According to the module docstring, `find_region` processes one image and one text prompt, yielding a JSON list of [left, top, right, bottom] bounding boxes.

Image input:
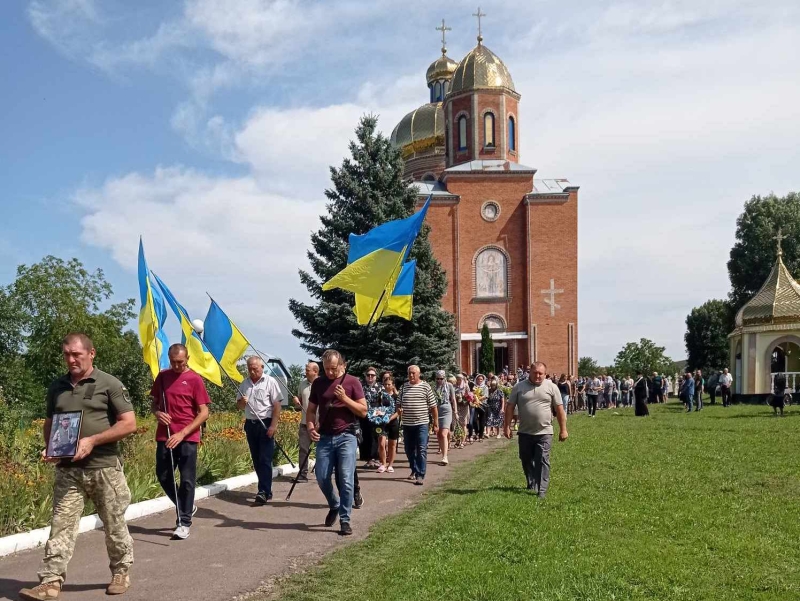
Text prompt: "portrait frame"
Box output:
[[47, 411, 83, 458]]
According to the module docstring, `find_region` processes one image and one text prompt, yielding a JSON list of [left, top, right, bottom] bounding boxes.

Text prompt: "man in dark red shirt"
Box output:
[[306, 349, 366, 536], [150, 344, 211, 540]]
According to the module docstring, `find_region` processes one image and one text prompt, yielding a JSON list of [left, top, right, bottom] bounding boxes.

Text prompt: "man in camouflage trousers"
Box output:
[[19, 333, 137, 601]]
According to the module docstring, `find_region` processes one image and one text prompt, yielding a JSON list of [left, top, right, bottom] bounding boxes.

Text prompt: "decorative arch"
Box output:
[[478, 313, 507, 332], [764, 334, 800, 391], [421, 172, 437, 182], [472, 245, 510, 299]]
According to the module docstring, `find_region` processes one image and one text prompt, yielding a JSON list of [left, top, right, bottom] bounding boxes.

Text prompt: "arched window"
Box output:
[[484, 113, 495, 148], [458, 115, 467, 151], [482, 315, 506, 331], [508, 116, 516, 151], [475, 247, 508, 298], [434, 81, 442, 102]]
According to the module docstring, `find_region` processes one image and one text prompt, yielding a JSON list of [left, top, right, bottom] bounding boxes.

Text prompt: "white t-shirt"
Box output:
[[238, 374, 284, 420], [298, 378, 313, 425], [719, 373, 733, 387]]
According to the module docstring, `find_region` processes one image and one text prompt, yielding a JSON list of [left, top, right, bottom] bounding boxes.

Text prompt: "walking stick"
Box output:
[[157, 381, 183, 529]]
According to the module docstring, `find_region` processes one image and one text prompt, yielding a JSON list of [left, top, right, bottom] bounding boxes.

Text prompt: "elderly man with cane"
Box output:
[[237, 356, 284, 505], [305, 350, 366, 536]]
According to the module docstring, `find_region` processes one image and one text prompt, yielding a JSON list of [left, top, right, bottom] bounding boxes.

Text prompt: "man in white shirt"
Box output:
[[719, 368, 733, 407], [292, 361, 319, 482], [237, 356, 283, 504]]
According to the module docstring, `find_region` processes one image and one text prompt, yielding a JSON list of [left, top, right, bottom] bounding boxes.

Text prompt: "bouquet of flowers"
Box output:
[[469, 389, 484, 409]]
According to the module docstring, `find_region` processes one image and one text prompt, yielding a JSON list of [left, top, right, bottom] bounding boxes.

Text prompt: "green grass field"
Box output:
[[268, 402, 800, 601]]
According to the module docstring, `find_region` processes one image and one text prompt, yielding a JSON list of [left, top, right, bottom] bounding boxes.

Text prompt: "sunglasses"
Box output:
[[366, 373, 376, 377]]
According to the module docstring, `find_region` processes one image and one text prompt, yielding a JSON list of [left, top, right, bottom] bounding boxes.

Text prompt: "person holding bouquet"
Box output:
[[372, 373, 400, 473]]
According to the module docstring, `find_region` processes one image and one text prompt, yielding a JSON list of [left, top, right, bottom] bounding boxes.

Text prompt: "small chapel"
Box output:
[[390, 14, 579, 375]]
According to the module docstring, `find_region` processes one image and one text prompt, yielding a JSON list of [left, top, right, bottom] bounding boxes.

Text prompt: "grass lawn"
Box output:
[[267, 402, 800, 601]]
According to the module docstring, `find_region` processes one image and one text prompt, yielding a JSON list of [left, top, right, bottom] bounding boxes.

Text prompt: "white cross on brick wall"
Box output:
[[541, 279, 564, 317]]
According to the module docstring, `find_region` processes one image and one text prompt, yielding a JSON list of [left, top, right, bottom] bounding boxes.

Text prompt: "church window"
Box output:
[[484, 113, 495, 148], [458, 116, 467, 151], [475, 247, 508, 298], [434, 81, 442, 102], [508, 116, 516, 151]]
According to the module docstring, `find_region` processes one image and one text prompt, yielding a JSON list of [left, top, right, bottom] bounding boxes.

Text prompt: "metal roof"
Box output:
[[444, 160, 536, 173], [735, 255, 800, 327]]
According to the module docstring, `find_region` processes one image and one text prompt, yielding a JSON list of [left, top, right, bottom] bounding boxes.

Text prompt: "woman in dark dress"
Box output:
[[633, 371, 650, 417]]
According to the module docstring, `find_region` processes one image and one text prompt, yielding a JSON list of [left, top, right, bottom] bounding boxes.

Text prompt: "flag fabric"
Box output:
[[150, 272, 223, 387], [202, 299, 250, 383], [137, 239, 170, 379], [353, 259, 416, 325], [323, 197, 430, 324]]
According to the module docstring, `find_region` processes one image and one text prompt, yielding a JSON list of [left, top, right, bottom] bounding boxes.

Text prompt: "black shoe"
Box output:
[[325, 508, 339, 527], [254, 492, 268, 505], [339, 522, 353, 536], [296, 475, 309, 483], [353, 490, 364, 509], [414, 476, 424, 486]]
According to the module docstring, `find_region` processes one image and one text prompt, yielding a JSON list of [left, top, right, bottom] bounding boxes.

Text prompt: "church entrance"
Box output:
[[474, 342, 508, 375]]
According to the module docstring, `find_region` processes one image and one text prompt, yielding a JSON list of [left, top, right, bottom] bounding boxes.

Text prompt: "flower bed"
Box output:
[[0, 410, 303, 537]]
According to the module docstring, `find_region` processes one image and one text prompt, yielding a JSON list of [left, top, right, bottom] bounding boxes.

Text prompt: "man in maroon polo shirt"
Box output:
[[150, 344, 211, 540]]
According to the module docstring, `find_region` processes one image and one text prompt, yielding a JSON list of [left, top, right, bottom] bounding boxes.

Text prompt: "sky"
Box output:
[[1, 0, 799, 368]]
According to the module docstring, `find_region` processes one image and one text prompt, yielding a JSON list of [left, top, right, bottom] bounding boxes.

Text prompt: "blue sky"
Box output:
[[2, 0, 799, 368]]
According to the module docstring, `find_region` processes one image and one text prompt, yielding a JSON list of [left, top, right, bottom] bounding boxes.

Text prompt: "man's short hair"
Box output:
[[62, 332, 94, 351], [407, 364, 420, 373], [531, 361, 547, 371], [246, 356, 264, 367], [321, 349, 344, 366], [168, 343, 188, 357], [306, 361, 319, 372]]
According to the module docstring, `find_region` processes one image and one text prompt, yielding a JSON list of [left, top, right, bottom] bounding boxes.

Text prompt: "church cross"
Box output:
[[541, 279, 564, 317], [773, 227, 786, 257], [472, 7, 486, 42], [436, 19, 451, 54]]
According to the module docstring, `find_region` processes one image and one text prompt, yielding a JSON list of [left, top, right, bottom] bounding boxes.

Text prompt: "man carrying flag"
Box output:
[[150, 344, 211, 540]]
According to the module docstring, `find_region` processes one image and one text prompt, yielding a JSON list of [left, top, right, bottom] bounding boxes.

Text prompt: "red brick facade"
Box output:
[[396, 43, 578, 375]]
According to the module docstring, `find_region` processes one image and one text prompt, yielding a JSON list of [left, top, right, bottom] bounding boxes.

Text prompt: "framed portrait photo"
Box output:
[[47, 411, 83, 458]]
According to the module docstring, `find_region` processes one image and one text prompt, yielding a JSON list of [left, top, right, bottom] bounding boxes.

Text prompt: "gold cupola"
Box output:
[[734, 238, 800, 327], [450, 41, 515, 95]]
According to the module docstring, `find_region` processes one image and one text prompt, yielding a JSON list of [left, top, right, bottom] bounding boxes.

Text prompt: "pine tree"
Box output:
[[480, 323, 494, 374], [288, 115, 457, 379]]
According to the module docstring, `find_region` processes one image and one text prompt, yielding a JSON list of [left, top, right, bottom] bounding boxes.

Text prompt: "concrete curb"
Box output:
[[0, 460, 312, 558]]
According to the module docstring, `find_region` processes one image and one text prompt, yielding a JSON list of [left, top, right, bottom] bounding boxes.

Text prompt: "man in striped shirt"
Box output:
[[398, 365, 439, 485]]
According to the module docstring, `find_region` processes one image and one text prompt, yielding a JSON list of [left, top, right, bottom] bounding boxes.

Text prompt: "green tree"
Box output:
[[288, 115, 457, 378], [578, 356, 600, 377], [685, 299, 734, 372], [613, 338, 673, 377], [480, 323, 494, 374], [0, 256, 151, 416], [728, 192, 800, 308]]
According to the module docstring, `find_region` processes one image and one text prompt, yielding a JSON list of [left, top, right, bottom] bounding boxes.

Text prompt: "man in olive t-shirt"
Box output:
[[504, 361, 568, 498], [20, 333, 137, 601]]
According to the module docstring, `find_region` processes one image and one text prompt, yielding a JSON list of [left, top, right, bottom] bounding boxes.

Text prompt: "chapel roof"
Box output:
[[735, 248, 800, 327]]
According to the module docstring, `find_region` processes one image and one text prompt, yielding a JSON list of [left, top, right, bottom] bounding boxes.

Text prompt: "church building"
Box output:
[[390, 16, 579, 375]]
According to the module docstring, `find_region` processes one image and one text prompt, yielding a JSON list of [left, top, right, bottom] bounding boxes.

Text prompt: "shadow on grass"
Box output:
[[441, 485, 531, 496]]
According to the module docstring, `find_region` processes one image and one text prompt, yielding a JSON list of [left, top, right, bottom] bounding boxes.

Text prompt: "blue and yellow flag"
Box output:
[[202, 299, 249, 383], [354, 259, 416, 325], [323, 197, 430, 325], [150, 272, 223, 387], [137, 239, 170, 379]]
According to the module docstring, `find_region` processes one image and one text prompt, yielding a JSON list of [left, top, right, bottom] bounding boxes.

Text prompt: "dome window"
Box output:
[[484, 113, 495, 148], [434, 81, 442, 102], [508, 116, 516, 151], [458, 115, 467, 151]]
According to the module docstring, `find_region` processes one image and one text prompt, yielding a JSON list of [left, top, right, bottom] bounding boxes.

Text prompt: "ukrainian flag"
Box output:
[[137, 239, 170, 379], [323, 197, 430, 324], [202, 298, 249, 383], [354, 259, 416, 325], [150, 272, 223, 387]]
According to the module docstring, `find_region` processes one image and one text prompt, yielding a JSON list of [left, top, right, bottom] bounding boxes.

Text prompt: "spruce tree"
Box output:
[[288, 115, 457, 379], [480, 323, 494, 374]]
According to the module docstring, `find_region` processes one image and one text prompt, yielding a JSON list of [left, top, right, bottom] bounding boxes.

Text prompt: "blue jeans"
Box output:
[[685, 395, 693, 412], [244, 418, 275, 496], [561, 394, 570, 413], [403, 424, 429, 479], [315, 432, 357, 524]]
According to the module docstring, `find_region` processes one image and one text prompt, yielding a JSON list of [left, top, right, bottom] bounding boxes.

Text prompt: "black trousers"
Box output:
[[473, 407, 487, 439], [156, 441, 197, 526], [721, 385, 731, 407], [358, 417, 378, 462], [587, 395, 598, 416]]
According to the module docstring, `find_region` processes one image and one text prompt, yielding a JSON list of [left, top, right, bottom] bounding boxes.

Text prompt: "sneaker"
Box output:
[[353, 489, 364, 509], [172, 525, 190, 540], [254, 491, 268, 505], [405, 472, 416, 482], [324, 507, 339, 527], [496, 434, 503, 439], [387, 466, 394, 473], [376, 465, 387, 473], [18, 581, 62, 600], [106, 573, 130, 595], [414, 476, 424, 486], [339, 522, 353, 536], [440, 457, 449, 466]]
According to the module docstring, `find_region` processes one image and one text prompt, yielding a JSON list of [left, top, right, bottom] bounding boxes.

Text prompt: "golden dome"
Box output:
[[735, 254, 800, 327], [426, 53, 458, 86], [450, 43, 515, 94], [390, 102, 445, 158]]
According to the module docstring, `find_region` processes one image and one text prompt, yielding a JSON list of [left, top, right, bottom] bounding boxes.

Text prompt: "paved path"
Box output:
[[0, 438, 505, 601]]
